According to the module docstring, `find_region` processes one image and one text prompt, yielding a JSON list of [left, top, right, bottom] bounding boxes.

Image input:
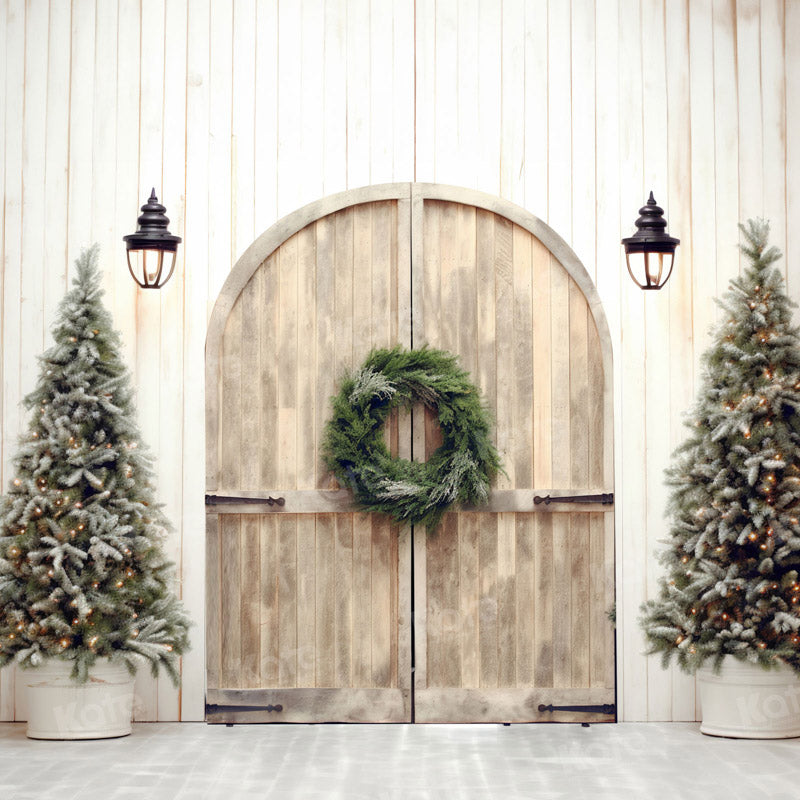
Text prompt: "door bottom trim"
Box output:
[[206, 687, 411, 724], [413, 687, 616, 723]]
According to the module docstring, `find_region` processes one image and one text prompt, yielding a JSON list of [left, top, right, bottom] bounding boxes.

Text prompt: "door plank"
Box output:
[[352, 513, 373, 686], [333, 207, 354, 377], [571, 513, 591, 688], [277, 514, 298, 687], [590, 512, 608, 687], [221, 302, 243, 491], [240, 270, 260, 493], [240, 514, 261, 687], [496, 512, 517, 687], [296, 225, 317, 490], [425, 519, 444, 687], [552, 513, 572, 689], [220, 515, 242, 687], [513, 224, 534, 488], [457, 204, 478, 377], [277, 234, 298, 489], [534, 513, 554, 687], [439, 201, 458, 353], [334, 514, 354, 687], [315, 514, 336, 686], [315, 218, 336, 488], [587, 311, 605, 489], [260, 515, 280, 685], [439, 514, 462, 688], [206, 515, 221, 692], [478, 514, 499, 688], [371, 516, 393, 688], [550, 255, 571, 488], [372, 201, 396, 349], [422, 200, 441, 348], [413, 526, 428, 691], [459, 514, 480, 688], [532, 237, 552, 489], [296, 516, 316, 687], [476, 210, 497, 409], [494, 216, 515, 489], [260, 254, 279, 489], [515, 514, 535, 687], [352, 203, 372, 364]]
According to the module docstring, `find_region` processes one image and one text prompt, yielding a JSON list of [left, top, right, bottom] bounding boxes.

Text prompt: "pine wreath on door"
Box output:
[[204, 183, 615, 723]]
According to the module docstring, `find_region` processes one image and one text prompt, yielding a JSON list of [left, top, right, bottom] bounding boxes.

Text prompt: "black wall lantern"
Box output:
[[621, 192, 680, 290], [123, 189, 182, 289]]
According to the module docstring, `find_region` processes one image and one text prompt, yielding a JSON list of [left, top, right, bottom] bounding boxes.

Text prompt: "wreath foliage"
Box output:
[[322, 346, 502, 531]]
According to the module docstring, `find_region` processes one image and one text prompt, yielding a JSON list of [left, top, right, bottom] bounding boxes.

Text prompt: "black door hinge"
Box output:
[[534, 493, 614, 506], [538, 703, 616, 715], [205, 494, 285, 507], [206, 703, 283, 714]]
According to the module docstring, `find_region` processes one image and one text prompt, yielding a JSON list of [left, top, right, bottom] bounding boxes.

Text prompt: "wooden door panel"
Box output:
[[206, 194, 412, 722], [413, 195, 615, 722], [206, 513, 410, 723], [413, 511, 614, 723]]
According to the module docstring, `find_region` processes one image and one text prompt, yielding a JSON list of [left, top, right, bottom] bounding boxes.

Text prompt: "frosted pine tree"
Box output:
[[0, 246, 189, 682], [641, 220, 800, 673]]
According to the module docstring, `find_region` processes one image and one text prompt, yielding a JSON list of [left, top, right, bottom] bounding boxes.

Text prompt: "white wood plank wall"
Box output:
[[0, 0, 797, 722]]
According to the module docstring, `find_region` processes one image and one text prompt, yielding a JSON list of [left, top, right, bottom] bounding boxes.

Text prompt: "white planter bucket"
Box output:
[[698, 656, 800, 739], [24, 658, 135, 740]]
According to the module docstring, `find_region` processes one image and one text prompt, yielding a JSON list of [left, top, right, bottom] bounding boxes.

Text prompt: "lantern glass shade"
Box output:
[[126, 247, 178, 289], [123, 189, 182, 289], [621, 192, 679, 290], [625, 249, 675, 291]]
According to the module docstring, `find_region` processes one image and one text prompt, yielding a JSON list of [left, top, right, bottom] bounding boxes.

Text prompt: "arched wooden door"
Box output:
[[205, 184, 615, 724]]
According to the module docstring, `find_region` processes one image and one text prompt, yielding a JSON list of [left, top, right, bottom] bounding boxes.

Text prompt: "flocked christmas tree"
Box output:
[[641, 220, 800, 673], [0, 246, 189, 682]]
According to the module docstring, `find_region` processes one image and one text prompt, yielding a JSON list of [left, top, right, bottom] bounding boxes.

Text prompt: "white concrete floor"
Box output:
[[1, 721, 799, 800]]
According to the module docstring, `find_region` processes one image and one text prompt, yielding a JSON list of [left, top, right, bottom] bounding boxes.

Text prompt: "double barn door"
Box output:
[[205, 184, 615, 723]]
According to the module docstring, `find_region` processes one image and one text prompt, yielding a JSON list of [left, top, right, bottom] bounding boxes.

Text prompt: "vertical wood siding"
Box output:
[[1, 0, 797, 721]]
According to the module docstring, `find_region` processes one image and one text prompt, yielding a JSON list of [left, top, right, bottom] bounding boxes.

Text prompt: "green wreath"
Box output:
[[322, 345, 502, 531]]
